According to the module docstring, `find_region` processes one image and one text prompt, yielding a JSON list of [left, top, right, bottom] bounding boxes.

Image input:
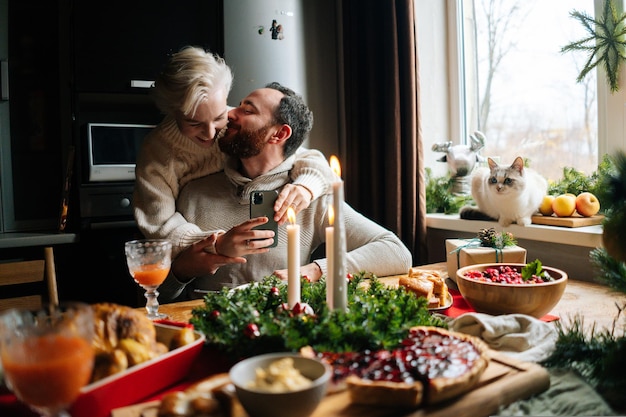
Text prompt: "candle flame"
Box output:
[[287, 206, 296, 224], [329, 155, 341, 178], [328, 205, 335, 226]]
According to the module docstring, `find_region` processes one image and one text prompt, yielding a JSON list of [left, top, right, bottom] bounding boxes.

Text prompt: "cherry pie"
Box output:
[[305, 326, 490, 408]]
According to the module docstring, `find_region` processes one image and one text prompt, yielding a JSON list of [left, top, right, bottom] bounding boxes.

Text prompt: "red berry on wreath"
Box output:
[[244, 323, 260, 338]]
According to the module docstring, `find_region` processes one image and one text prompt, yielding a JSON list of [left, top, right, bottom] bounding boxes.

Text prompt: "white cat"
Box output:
[[460, 156, 547, 227]]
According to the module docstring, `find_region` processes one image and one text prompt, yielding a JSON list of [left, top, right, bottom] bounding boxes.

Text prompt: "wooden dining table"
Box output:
[[113, 260, 626, 416]]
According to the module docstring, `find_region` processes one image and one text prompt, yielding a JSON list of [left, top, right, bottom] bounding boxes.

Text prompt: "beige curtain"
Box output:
[[338, 0, 426, 263]]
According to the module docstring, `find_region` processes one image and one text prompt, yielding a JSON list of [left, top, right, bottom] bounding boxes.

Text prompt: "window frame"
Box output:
[[446, 0, 626, 163]]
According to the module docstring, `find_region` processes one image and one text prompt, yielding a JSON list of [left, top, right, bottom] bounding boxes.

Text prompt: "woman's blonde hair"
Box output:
[[152, 46, 233, 117]]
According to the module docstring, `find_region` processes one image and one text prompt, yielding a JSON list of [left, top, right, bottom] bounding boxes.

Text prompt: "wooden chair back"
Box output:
[[0, 246, 59, 311]]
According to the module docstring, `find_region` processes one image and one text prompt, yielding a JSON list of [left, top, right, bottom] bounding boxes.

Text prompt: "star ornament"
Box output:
[[561, 0, 626, 92]]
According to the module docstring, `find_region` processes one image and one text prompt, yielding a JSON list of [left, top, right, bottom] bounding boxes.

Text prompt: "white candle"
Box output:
[[330, 156, 347, 311], [325, 206, 335, 307], [287, 207, 301, 308]]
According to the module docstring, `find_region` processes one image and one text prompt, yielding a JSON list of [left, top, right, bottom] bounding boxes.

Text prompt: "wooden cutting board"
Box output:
[[531, 214, 604, 227], [112, 351, 550, 417]]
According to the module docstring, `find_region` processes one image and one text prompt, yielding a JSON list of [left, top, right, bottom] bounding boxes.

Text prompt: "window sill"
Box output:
[[426, 213, 603, 248], [425, 213, 604, 282]]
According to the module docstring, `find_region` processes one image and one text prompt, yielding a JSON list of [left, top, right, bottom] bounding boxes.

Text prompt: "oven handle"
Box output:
[[1, 60, 8, 101]]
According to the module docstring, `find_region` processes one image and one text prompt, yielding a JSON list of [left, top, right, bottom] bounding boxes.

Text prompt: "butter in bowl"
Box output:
[[229, 352, 331, 417]]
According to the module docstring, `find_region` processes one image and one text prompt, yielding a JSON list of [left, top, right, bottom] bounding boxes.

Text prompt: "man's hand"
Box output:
[[274, 184, 313, 225], [272, 262, 323, 282], [215, 217, 275, 257]]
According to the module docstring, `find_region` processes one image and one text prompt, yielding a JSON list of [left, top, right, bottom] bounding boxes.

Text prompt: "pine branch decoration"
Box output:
[[561, 0, 626, 92], [190, 274, 447, 360]]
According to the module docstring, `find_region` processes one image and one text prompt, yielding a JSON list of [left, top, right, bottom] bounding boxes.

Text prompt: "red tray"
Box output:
[[70, 323, 205, 417]]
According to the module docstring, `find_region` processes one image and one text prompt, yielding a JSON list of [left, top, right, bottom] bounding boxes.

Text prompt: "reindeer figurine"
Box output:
[[432, 131, 485, 195]]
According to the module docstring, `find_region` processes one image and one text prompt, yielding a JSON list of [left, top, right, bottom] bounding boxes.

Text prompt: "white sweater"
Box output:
[[133, 116, 332, 255], [159, 156, 413, 302]]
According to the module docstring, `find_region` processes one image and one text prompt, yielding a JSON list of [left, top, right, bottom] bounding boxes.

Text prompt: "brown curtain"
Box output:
[[338, 0, 426, 263]]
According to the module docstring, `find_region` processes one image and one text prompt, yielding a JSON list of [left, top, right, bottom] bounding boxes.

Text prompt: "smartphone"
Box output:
[[250, 190, 279, 248]]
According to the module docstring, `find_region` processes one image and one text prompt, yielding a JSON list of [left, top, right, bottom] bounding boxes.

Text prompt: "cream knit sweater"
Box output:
[[158, 156, 413, 302], [133, 116, 332, 255]]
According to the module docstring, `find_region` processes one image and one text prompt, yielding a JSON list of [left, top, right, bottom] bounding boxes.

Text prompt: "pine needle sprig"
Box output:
[[562, 0, 626, 92], [602, 151, 626, 212], [541, 314, 626, 411], [590, 247, 626, 293]]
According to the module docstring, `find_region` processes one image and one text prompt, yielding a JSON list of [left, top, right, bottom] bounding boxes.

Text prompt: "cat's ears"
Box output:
[[487, 156, 525, 173], [511, 156, 524, 174]]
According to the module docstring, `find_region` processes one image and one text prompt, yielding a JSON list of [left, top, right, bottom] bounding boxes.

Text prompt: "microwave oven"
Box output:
[[86, 122, 155, 182]]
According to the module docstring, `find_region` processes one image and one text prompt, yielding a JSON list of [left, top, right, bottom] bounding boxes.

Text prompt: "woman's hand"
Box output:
[[272, 262, 323, 282], [273, 184, 313, 225], [171, 235, 247, 282]]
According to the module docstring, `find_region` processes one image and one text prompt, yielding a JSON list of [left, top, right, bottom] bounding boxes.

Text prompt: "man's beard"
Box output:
[[219, 124, 271, 159]]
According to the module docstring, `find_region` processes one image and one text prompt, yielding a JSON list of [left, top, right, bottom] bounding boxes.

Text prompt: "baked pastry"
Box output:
[[308, 326, 490, 408], [401, 268, 449, 308], [399, 276, 434, 300], [91, 302, 163, 354], [158, 373, 245, 417], [90, 303, 169, 382]]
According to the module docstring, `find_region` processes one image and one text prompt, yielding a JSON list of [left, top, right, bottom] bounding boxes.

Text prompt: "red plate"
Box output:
[[70, 323, 205, 417]]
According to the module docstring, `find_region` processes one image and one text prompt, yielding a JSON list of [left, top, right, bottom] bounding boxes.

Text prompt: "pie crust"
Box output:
[[307, 326, 490, 408]]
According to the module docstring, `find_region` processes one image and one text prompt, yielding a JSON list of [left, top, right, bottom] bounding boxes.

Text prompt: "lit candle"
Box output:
[[329, 156, 347, 311], [325, 205, 335, 306], [287, 206, 301, 308]]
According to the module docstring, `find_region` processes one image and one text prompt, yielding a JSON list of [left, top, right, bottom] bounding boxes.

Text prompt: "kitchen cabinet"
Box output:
[[73, 0, 224, 94], [0, 0, 73, 233]]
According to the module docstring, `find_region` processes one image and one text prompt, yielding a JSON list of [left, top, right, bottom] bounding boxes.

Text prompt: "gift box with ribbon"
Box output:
[[446, 237, 527, 283]]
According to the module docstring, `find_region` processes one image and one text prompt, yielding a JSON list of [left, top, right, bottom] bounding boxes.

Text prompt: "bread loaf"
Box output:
[[400, 269, 449, 308]]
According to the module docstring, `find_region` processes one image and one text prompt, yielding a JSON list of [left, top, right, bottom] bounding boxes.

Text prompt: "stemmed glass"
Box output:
[[0, 302, 95, 417], [125, 239, 172, 320]]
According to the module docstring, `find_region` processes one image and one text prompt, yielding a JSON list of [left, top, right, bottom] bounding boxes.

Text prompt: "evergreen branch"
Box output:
[[590, 248, 626, 293], [541, 314, 626, 412], [562, 0, 626, 92]]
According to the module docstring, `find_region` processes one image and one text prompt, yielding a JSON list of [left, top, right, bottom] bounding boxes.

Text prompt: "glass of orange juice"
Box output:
[[0, 302, 95, 417], [125, 239, 172, 320]]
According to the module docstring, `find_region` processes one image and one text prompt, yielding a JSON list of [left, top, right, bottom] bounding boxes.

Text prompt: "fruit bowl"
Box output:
[[455, 263, 568, 318], [229, 352, 331, 417]]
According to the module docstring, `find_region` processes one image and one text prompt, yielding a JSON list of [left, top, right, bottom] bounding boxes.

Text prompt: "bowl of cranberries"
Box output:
[[455, 260, 568, 318]]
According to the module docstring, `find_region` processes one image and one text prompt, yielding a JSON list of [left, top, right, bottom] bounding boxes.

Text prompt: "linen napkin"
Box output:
[[448, 312, 558, 363]]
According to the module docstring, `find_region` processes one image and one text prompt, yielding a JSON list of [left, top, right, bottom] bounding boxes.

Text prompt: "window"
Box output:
[[431, 0, 626, 181]]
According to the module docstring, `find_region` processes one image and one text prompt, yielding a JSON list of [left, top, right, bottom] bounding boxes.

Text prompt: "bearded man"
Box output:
[[159, 82, 411, 302]]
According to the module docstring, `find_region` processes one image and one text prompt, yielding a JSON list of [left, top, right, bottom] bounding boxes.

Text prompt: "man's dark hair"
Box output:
[[265, 82, 314, 157]]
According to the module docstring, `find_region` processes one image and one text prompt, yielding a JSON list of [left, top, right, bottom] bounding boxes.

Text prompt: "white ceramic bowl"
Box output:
[[229, 352, 331, 417], [456, 263, 568, 318]]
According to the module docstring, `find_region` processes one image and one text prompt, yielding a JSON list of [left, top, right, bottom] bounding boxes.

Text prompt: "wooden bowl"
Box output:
[[456, 263, 568, 318]]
